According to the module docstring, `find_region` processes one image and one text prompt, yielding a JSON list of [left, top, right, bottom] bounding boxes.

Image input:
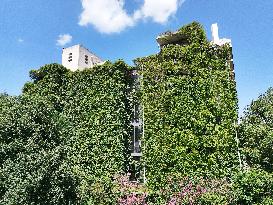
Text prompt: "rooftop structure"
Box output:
[[156, 23, 232, 48], [211, 23, 232, 46], [62, 44, 103, 71], [156, 30, 189, 48]]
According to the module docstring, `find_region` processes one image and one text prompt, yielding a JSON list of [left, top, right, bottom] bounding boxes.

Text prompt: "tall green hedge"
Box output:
[[0, 61, 132, 204], [134, 22, 239, 188]]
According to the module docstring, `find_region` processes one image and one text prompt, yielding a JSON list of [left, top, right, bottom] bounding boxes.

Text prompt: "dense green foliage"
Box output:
[[2, 22, 272, 204], [239, 87, 273, 172], [232, 168, 273, 204], [135, 22, 238, 188], [236, 88, 273, 204], [0, 62, 132, 204]]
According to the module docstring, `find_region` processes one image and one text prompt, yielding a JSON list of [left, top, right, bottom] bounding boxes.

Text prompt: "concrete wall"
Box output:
[[62, 45, 80, 72], [62, 44, 103, 71], [78, 46, 102, 71]]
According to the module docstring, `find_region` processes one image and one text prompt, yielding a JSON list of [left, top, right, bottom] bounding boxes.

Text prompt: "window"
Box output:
[[68, 53, 72, 62], [85, 55, 88, 64]]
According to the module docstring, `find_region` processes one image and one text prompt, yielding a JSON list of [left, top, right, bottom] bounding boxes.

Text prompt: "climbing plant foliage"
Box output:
[[0, 22, 241, 204], [135, 22, 238, 188], [0, 61, 132, 204]]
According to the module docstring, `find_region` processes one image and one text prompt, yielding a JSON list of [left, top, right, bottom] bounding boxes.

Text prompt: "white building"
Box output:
[[62, 44, 103, 71], [211, 23, 232, 46]]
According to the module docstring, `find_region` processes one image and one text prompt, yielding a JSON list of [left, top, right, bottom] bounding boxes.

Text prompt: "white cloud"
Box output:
[[78, 0, 184, 34], [79, 0, 134, 34], [134, 0, 183, 24], [56, 34, 72, 46]]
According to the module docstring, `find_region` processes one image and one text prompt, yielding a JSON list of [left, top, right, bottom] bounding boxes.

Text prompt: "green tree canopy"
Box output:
[[239, 87, 273, 172]]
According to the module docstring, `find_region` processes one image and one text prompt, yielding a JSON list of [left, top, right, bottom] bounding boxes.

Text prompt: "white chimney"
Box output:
[[211, 23, 220, 44]]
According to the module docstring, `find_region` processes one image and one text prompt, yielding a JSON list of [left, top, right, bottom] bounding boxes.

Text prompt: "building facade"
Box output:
[[59, 23, 237, 183], [135, 22, 238, 184], [62, 44, 103, 71]]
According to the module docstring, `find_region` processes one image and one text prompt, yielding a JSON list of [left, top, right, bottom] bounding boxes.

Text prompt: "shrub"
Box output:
[[231, 168, 273, 204], [115, 174, 231, 205]]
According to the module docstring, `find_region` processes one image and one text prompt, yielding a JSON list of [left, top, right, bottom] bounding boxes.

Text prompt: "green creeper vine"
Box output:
[[1, 61, 133, 204], [134, 22, 239, 189], [0, 22, 242, 204]]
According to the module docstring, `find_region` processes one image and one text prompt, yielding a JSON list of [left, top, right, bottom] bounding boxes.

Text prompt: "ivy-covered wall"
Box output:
[[0, 61, 133, 204], [0, 22, 240, 203], [134, 22, 238, 188]]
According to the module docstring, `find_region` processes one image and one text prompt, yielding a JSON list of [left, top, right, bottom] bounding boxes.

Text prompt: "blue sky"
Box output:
[[0, 0, 272, 116]]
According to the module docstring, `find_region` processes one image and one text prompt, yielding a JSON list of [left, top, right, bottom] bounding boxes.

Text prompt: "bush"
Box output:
[[231, 168, 273, 204], [197, 193, 229, 205], [113, 174, 232, 205]]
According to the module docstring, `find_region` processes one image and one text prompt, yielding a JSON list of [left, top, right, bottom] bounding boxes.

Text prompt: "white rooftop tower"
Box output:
[[211, 23, 220, 43], [211, 23, 232, 46], [62, 44, 103, 71]]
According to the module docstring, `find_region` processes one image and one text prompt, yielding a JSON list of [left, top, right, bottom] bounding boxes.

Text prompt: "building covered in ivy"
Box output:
[[59, 22, 239, 186], [134, 22, 238, 187]]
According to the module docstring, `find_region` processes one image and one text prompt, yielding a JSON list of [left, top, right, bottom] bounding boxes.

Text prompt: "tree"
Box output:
[[239, 87, 273, 172]]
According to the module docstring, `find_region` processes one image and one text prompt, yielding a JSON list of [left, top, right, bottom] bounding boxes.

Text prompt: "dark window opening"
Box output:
[[85, 55, 88, 64], [68, 53, 72, 62]]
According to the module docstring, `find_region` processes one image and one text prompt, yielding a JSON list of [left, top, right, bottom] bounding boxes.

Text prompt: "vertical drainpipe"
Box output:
[[140, 64, 146, 184], [143, 104, 146, 183]]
